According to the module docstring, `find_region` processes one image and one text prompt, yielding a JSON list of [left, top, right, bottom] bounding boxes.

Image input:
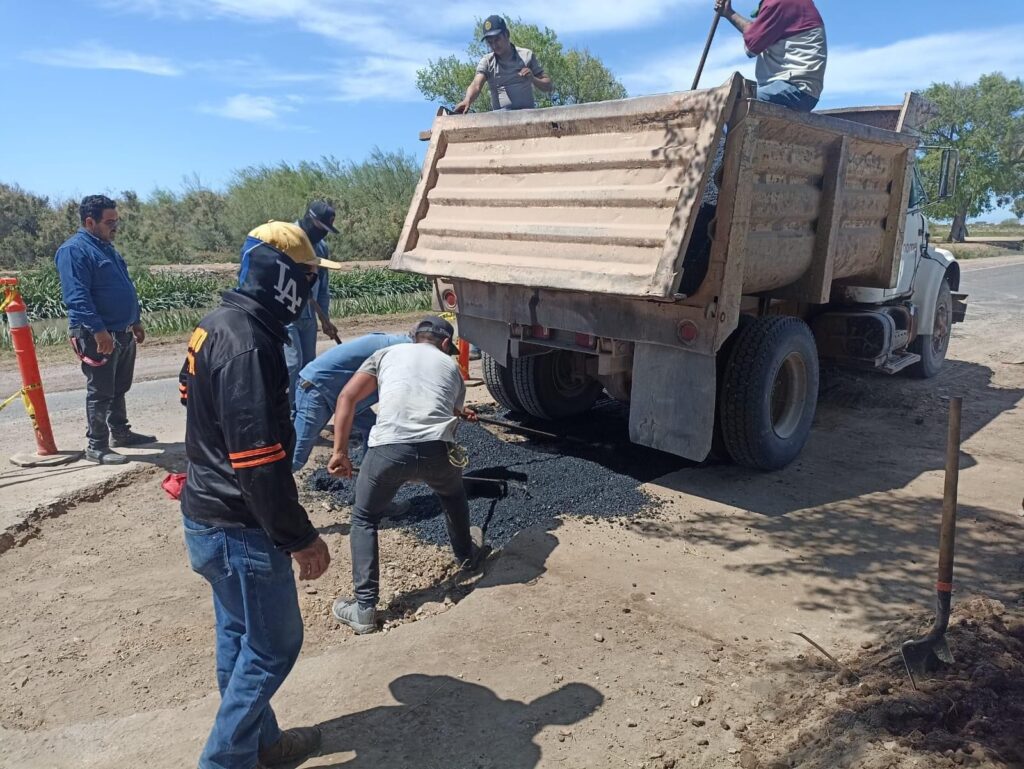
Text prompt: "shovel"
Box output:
[[471, 414, 611, 451], [691, 10, 723, 90], [900, 396, 962, 690]]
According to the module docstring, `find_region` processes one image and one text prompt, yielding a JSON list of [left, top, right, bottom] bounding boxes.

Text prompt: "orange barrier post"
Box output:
[[457, 338, 471, 381], [2, 278, 61, 458]]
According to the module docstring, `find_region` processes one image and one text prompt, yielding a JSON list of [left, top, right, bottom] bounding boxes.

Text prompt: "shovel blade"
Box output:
[[900, 637, 954, 689]]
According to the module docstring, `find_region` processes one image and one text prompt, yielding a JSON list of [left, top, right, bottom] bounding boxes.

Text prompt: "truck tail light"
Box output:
[[677, 320, 699, 344], [575, 332, 596, 348], [441, 289, 458, 310]]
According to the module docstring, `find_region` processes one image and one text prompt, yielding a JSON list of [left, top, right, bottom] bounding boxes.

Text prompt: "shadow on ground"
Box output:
[[310, 674, 603, 769]]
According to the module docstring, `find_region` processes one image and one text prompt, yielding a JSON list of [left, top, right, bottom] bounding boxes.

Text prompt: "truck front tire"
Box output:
[[481, 352, 526, 413], [908, 277, 952, 379], [510, 350, 602, 420], [719, 316, 819, 471]]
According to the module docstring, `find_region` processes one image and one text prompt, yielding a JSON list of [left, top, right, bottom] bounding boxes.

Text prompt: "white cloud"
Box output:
[[624, 26, 1024, 105], [23, 41, 180, 76], [107, 0, 706, 36], [200, 93, 301, 122], [825, 27, 1024, 99]]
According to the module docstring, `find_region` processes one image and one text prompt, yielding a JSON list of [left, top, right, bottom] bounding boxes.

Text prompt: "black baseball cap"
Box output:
[[480, 15, 508, 39], [307, 200, 339, 234], [415, 315, 455, 340]]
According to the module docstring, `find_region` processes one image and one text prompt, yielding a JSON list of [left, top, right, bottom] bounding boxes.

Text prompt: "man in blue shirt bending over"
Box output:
[[291, 331, 411, 472], [55, 195, 155, 465]]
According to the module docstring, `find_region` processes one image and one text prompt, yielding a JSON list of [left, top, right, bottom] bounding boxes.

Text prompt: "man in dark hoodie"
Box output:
[[179, 221, 340, 769]]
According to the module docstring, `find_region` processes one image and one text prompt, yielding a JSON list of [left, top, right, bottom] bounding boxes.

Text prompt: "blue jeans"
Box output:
[[182, 514, 304, 769], [291, 381, 378, 472], [756, 80, 819, 112], [284, 317, 318, 416]]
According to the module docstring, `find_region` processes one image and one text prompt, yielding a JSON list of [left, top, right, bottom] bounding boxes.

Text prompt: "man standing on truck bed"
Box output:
[[454, 14, 553, 113], [714, 0, 827, 112]]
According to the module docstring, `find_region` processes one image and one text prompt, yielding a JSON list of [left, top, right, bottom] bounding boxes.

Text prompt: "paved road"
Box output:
[[958, 254, 1024, 316]]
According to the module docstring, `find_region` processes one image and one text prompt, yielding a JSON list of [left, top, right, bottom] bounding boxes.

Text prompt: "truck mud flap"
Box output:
[[628, 343, 715, 461], [952, 292, 968, 324]]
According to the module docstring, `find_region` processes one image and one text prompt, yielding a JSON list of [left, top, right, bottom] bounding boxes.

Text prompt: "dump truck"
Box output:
[[390, 74, 967, 470]]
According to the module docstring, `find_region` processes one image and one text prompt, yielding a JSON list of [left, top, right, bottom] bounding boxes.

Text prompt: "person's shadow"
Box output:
[[314, 674, 603, 768]]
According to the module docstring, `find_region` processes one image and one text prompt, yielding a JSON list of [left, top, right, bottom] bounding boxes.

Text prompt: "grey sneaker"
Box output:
[[259, 725, 322, 766], [332, 598, 378, 634], [110, 431, 157, 447], [84, 448, 128, 465]]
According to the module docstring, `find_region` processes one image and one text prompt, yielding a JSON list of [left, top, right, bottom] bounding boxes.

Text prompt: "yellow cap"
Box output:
[[247, 221, 344, 269]]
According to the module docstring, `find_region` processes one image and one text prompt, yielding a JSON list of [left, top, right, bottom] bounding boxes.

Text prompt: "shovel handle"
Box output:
[[691, 12, 723, 90], [937, 397, 962, 589]]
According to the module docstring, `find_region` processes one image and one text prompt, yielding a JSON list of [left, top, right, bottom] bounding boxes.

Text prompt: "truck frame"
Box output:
[[391, 74, 967, 470]]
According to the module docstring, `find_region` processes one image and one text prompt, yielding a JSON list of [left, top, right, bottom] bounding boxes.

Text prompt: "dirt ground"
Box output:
[[1, 262, 1022, 768]]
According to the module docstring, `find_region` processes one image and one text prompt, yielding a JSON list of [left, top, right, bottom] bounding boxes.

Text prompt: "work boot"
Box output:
[[332, 598, 378, 634], [259, 725, 322, 767], [84, 448, 128, 465], [110, 431, 157, 447], [459, 526, 490, 573]]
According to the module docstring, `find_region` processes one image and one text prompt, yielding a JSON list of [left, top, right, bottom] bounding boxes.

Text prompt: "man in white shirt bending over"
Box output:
[[327, 316, 486, 634]]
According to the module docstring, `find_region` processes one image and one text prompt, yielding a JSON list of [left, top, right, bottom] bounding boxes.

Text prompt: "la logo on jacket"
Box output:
[[274, 261, 301, 314]]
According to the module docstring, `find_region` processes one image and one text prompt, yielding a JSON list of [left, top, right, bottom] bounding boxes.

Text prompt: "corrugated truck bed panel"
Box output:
[[392, 76, 744, 299]]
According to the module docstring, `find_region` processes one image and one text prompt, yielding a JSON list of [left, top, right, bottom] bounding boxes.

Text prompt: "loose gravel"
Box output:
[[307, 422, 661, 548]]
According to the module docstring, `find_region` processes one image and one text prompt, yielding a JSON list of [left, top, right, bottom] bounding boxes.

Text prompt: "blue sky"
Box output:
[[3, 0, 1019, 208]]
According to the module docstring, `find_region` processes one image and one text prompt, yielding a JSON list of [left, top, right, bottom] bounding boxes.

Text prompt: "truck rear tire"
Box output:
[[908, 277, 952, 379], [481, 352, 525, 413], [510, 350, 602, 420], [720, 316, 819, 471]]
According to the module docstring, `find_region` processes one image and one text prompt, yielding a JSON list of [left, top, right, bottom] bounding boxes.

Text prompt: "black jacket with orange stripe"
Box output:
[[178, 291, 317, 553]]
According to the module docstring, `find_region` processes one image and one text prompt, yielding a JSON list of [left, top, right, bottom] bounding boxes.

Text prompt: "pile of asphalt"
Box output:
[[307, 421, 661, 549]]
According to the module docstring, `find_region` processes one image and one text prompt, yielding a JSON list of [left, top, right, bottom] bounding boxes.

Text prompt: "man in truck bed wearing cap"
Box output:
[[454, 14, 553, 113]]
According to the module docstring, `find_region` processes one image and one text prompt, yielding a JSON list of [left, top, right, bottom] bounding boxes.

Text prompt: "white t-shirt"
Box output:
[[358, 343, 466, 447]]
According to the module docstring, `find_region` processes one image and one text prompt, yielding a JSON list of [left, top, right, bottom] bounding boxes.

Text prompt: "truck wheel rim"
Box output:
[[931, 301, 950, 357], [552, 353, 589, 397], [771, 353, 807, 440]]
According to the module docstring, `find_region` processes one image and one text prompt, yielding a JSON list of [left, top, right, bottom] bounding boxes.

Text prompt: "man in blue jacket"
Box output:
[[291, 331, 411, 472], [55, 195, 155, 465]]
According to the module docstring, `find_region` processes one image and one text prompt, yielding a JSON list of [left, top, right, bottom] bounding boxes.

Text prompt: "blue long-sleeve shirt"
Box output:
[[298, 333, 410, 405], [54, 229, 141, 332]]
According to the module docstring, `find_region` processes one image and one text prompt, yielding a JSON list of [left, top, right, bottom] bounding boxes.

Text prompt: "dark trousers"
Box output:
[[351, 441, 473, 606], [73, 328, 137, 450]]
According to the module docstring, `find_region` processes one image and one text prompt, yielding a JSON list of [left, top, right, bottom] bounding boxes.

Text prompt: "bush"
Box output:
[[225, 149, 419, 261], [2, 148, 420, 268]]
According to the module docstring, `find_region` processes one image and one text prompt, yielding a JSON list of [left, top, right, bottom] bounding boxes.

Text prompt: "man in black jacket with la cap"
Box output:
[[179, 221, 339, 769]]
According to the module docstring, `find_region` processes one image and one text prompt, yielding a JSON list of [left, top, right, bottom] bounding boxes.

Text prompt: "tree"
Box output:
[[416, 18, 627, 111], [225, 150, 419, 261], [920, 73, 1024, 242], [0, 183, 66, 268]]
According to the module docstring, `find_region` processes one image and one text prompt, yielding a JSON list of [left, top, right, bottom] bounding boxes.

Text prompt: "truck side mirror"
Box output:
[[938, 149, 959, 200]]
